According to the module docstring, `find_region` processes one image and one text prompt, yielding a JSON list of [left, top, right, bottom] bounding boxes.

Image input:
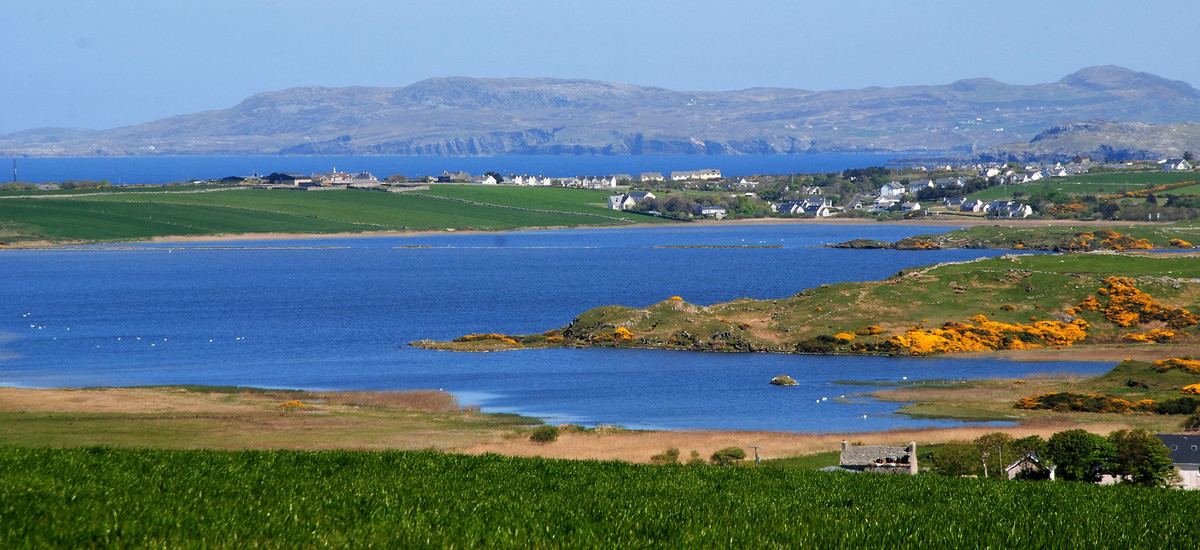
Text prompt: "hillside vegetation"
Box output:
[[418, 253, 1200, 357]]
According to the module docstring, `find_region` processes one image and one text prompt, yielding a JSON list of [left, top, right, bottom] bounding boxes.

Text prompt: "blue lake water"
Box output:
[[9, 153, 899, 185], [0, 224, 1113, 432]]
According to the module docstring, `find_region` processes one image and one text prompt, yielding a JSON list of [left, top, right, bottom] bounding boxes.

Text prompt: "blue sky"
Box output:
[[2, 0, 1196, 134]]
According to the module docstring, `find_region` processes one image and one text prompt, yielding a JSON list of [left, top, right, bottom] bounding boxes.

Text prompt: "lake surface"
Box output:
[[0, 224, 1113, 432], [10, 153, 899, 185]]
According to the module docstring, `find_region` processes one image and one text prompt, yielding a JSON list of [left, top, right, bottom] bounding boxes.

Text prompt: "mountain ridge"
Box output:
[[3, 66, 1199, 158]]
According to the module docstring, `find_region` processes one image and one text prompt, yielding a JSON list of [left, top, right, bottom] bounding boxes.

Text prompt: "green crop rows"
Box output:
[[0, 186, 651, 243], [2, 447, 1198, 547]]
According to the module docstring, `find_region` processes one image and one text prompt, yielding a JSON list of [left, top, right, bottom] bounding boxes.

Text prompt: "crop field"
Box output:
[[2, 447, 1198, 547], [0, 186, 647, 243]]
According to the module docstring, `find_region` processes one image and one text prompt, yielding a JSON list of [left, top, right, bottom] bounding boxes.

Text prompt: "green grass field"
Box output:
[[2, 447, 1198, 547], [0, 186, 658, 244], [966, 172, 1200, 201]]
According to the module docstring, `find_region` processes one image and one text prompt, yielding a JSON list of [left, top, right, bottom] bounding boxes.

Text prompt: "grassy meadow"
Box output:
[[0, 185, 656, 244], [3, 447, 1198, 548]]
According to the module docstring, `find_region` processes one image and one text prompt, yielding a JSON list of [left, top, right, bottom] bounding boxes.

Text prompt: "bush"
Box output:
[[650, 448, 680, 465], [529, 425, 559, 443], [686, 450, 706, 466], [710, 446, 746, 466]]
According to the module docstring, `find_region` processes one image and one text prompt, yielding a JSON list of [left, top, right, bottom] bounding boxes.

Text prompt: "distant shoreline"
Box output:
[[4, 216, 1157, 249]]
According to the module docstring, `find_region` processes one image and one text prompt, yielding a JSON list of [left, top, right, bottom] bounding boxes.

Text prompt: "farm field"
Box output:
[[2, 446, 1198, 547], [966, 171, 1199, 201], [0, 186, 652, 244]]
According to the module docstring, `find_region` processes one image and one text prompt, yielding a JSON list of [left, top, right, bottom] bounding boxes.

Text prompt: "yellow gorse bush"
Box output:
[[455, 333, 520, 345], [855, 325, 884, 336], [887, 316, 1090, 355], [1151, 358, 1200, 374], [1121, 329, 1178, 343], [1076, 277, 1199, 328]]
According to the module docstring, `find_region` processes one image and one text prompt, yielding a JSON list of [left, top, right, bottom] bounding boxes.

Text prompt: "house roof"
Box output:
[[840, 445, 911, 467], [1005, 452, 1043, 472], [1157, 433, 1200, 464]]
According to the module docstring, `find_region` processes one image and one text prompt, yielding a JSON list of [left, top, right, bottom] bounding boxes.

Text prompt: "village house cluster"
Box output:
[[211, 154, 1194, 220]]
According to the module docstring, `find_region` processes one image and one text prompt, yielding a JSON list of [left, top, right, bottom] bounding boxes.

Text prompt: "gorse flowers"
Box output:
[[884, 315, 1090, 355]]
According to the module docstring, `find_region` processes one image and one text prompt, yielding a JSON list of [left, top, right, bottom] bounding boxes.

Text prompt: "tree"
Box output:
[[386, 174, 409, 183], [1108, 429, 1176, 488], [1183, 406, 1200, 431], [974, 432, 1013, 478], [1045, 429, 1114, 482], [709, 446, 746, 466], [933, 441, 980, 477], [1097, 200, 1121, 220]]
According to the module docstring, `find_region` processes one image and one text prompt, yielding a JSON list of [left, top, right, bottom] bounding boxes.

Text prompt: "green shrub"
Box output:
[[686, 450, 706, 466], [529, 425, 559, 443], [650, 448, 680, 465], [710, 446, 747, 466]]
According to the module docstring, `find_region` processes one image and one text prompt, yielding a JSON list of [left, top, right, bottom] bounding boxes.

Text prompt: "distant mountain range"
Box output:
[[4, 65, 1200, 160]]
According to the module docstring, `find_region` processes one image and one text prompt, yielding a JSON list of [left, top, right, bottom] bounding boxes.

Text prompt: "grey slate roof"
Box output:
[[1157, 433, 1200, 465]]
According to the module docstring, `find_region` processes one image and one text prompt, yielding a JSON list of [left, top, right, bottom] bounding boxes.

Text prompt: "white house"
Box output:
[[776, 198, 830, 216], [987, 200, 1033, 218], [1157, 433, 1200, 489], [880, 181, 906, 198], [872, 197, 899, 213], [639, 172, 664, 182], [960, 199, 986, 213], [907, 179, 934, 194], [671, 169, 722, 181], [695, 205, 727, 219], [607, 191, 655, 210], [1163, 158, 1192, 171], [900, 201, 921, 212]]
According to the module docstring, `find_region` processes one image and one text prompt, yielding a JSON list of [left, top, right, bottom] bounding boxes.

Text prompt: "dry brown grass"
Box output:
[[457, 422, 1136, 464], [0, 385, 1181, 462], [313, 390, 462, 411]]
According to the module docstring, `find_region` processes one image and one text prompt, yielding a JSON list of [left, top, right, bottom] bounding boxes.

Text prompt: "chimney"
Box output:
[[909, 441, 918, 475], [841, 440, 848, 452]]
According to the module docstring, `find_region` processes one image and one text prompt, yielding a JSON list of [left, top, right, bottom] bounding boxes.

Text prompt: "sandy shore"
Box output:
[[0, 386, 1118, 462]]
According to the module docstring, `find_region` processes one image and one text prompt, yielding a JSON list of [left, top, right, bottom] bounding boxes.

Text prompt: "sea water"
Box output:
[[0, 225, 1112, 432]]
